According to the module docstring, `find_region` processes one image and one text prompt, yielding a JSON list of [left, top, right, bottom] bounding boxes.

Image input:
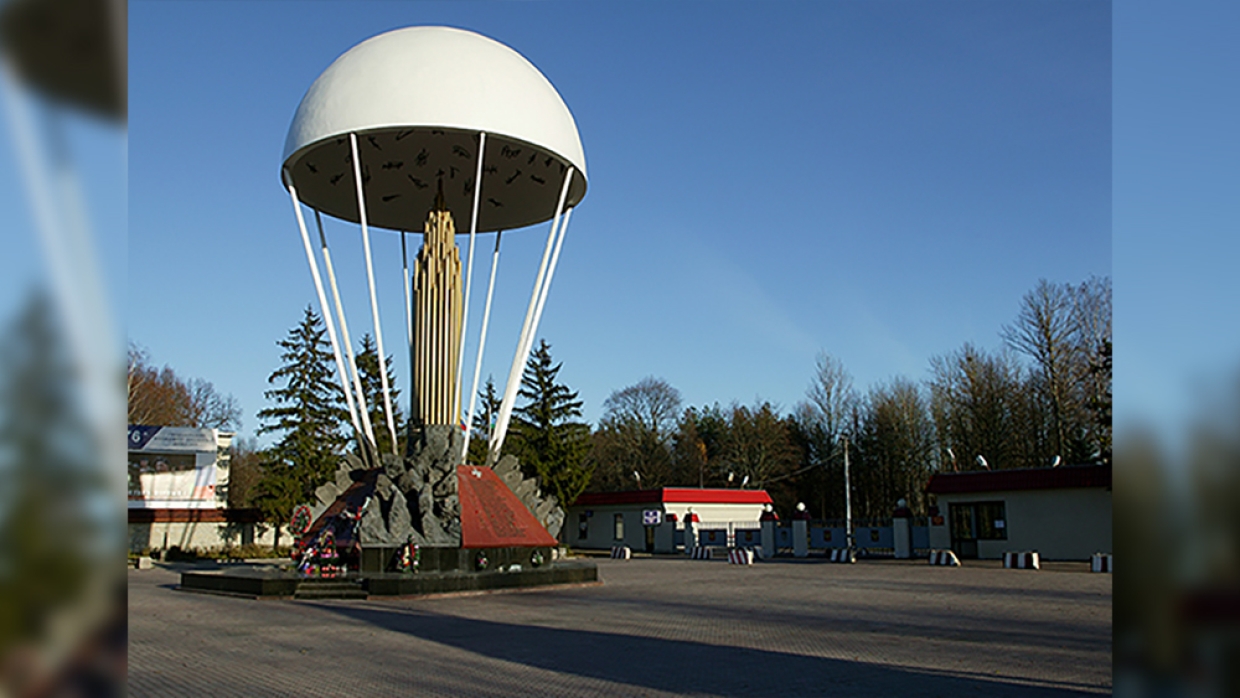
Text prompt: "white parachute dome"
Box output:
[[282, 26, 587, 233]]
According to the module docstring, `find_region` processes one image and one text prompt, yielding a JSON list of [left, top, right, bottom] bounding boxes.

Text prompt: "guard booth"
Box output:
[[925, 464, 1112, 560]]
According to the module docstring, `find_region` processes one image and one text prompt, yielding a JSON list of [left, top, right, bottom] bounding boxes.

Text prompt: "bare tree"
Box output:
[[600, 377, 683, 441], [928, 343, 1028, 470], [855, 378, 936, 515], [127, 341, 241, 431], [805, 352, 858, 443], [717, 402, 800, 491], [186, 377, 242, 431], [1072, 276, 1112, 462], [1001, 279, 1081, 461], [789, 353, 859, 518], [592, 377, 684, 489]]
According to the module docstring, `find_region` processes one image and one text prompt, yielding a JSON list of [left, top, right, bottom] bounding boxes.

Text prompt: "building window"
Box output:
[[578, 513, 588, 540], [614, 513, 624, 541], [975, 502, 1007, 540], [950, 501, 1008, 541]]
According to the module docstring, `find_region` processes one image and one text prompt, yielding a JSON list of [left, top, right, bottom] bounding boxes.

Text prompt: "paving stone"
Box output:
[[129, 558, 1111, 697]]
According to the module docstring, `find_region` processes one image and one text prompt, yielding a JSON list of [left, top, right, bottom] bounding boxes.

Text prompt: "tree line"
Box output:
[[128, 274, 1109, 534], [586, 276, 1111, 519]]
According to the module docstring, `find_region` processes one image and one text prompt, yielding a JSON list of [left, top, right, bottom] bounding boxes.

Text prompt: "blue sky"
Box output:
[[1114, 0, 1240, 453], [126, 1, 1113, 445]]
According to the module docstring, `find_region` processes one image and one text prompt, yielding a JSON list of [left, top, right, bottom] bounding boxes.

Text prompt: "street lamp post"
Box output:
[[843, 436, 853, 551]]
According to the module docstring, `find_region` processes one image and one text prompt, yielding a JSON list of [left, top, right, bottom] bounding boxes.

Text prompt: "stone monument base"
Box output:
[[356, 544, 554, 575], [179, 558, 598, 599], [178, 446, 596, 600]]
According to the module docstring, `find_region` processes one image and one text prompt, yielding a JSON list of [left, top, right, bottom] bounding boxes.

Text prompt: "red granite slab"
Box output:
[[457, 465, 557, 548]]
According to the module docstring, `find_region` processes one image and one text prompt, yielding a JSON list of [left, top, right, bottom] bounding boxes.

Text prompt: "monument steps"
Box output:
[[293, 578, 369, 600]]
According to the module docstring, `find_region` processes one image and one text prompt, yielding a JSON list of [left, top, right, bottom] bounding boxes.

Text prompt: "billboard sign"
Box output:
[[128, 425, 217, 452], [127, 426, 221, 508]]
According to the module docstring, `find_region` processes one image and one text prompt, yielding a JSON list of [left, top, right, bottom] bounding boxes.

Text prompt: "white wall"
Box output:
[[128, 521, 288, 553], [934, 487, 1111, 560], [566, 501, 766, 550]]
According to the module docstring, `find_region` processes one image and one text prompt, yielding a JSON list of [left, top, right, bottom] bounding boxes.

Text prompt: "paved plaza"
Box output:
[[128, 556, 1111, 696]]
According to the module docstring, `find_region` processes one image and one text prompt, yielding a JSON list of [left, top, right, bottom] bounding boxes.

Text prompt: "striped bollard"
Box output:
[[1091, 553, 1112, 573], [1003, 551, 1040, 569], [611, 546, 631, 560], [928, 550, 961, 567], [829, 548, 856, 563], [728, 548, 754, 565]]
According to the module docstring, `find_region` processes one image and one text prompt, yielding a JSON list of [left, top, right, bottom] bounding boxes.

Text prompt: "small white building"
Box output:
[[568, 488, 773, 552], [127, 425, 277, 552], [925, 463, 1111, 561], [128, 425, 230, 510]]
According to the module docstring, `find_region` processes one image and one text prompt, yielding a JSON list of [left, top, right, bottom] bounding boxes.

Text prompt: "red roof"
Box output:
[[925, 464, 1111, 495], [572, 488, 773, 507]]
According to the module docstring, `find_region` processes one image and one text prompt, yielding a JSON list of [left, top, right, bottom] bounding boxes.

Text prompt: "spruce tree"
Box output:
[[512, 340, 593, 511], [355, 333, 403, 456], [255, 306, 347, 547], [0, 291, 97, 652], [467, 375, 501, 466]]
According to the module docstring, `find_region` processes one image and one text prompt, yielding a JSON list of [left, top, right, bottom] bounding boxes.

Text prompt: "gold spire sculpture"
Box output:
[[412, 184, 464, 426]]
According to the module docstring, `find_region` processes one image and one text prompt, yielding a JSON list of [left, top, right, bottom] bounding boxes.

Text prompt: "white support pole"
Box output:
[[490, 167, 574, 462], [454, 131, 487, 426], [315, 209, 376, 447], [0, 61, 95, 398], [1, 59, 125, 503], [286, 180, 365, 444], [350, 133, 400, 454], [526, 206, 574, 353], [402, 230, 414, 422], [498, 206, 574, 460], [461, 230, 502, 464]]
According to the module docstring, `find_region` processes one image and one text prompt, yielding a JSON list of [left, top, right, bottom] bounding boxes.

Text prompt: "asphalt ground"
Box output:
[[128, 556, 1112, 697]]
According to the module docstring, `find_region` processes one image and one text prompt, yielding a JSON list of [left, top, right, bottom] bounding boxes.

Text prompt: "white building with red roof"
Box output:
[[568, 488, 773, 553]]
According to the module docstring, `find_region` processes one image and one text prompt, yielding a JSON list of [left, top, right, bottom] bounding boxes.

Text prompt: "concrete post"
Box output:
[[792, 502, 810, 558], [683, 508, 700, 555], [893, 498, 913, 559], [759, 504, 778, 559]]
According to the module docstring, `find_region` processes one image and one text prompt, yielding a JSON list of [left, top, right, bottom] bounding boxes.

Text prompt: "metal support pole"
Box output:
[[843, 436, 853, 551], [461, 230, 502, 464], [495, 204, 574, 460], [454, 131, 487, 425], [527, 206, 573, 344], [350, 133, 399, 454], [315, 209, 376, 447], [1, 58, 125, 502], [490, 167, 574, 463], [402, 230, 414, 426], [286, 180, 366, 445]]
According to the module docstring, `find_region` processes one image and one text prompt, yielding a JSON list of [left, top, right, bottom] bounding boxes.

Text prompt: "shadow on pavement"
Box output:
[[324, 604, 1106, 697]]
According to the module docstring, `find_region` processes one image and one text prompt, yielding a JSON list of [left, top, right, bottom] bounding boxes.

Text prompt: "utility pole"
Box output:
[[843, 436, 853, 551]]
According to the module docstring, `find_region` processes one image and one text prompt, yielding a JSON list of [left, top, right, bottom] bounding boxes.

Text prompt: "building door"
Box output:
[[949, 503, 978, 559], [644, 526, 655, 553]]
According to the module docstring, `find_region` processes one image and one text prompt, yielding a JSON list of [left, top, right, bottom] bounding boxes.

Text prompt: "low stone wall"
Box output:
[[127, 510, 288, 554]]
